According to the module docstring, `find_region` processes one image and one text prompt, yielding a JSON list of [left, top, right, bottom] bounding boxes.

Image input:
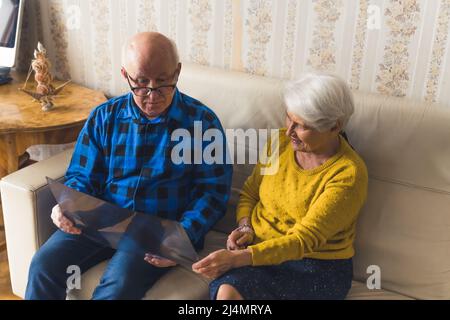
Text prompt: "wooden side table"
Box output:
[[0, 73, 106, 250]]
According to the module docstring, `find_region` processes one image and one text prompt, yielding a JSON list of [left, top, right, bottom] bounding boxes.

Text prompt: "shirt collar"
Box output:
[[118, 89, 184, 126]]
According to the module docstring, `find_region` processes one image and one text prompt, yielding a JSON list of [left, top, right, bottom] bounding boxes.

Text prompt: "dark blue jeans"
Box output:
[[25, 230, 170, 300]]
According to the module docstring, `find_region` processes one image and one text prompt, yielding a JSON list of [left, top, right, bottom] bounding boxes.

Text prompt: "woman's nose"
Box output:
[[286, 122, 294, 136]]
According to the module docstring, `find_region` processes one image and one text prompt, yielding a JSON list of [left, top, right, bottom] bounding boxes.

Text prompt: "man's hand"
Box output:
[[192, 248, 252, 280], [144, 254, 177, 268], [51, 204, 81, 235], [227, 225, 254, 250]]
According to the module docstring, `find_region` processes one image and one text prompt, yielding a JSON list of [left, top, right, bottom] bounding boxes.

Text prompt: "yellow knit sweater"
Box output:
[[237, 129, 368, 266]]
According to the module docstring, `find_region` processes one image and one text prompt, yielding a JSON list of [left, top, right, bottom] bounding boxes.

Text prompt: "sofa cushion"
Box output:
[[178, 64, 285, 131], [67, 229, 412, 300], [346, 281, 413, 300], [353, 178, 450, 299], [348, 91, 450, 192], [66, 230, 228, 300], [347, 92, 450, 299]]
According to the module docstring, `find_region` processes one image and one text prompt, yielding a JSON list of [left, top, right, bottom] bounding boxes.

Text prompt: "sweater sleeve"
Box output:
[[249, 167, 368, 266]]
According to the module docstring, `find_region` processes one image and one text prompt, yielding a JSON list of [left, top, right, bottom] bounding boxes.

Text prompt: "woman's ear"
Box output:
[[331, 121, 342, 133]]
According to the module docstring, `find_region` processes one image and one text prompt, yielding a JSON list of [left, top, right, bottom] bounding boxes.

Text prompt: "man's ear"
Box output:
[[174, 62, 182, 82], [120, 67, 127, 79]]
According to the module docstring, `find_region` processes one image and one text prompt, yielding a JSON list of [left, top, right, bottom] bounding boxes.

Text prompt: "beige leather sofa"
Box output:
[[1, 64, 450, 300]]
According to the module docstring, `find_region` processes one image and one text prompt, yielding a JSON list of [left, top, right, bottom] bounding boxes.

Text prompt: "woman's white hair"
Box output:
[[283, 73, 355, 132]]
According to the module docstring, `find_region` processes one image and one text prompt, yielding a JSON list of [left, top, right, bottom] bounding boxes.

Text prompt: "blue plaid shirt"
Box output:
[[65, 89, 232, 248]]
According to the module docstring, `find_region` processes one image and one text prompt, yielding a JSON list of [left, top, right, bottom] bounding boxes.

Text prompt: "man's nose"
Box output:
[[147, 90, 161, 101]]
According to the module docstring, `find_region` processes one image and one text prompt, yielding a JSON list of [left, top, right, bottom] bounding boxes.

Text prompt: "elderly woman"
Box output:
[[192, 73, 368, 300]]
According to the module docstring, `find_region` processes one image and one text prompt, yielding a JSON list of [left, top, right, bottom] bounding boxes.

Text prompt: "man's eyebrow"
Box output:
[[135, 73, 169, 80], [133, 76, 150, 81]]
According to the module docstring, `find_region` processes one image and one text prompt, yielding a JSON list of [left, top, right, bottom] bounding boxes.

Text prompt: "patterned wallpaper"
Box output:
[[18, 0, 450, 107]]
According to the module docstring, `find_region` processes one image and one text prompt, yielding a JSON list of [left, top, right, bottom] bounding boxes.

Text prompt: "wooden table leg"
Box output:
[[0, 133, 18, 179], [0, 133, 18, 249]]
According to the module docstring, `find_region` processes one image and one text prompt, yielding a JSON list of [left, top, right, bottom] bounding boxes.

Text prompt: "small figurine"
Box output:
[[19, 42, 71, 111]]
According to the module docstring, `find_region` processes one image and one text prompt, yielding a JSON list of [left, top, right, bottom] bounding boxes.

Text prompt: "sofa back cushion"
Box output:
[[178, 64, 285, 234], [347, 92, 450, 299], [178, 63, 450, 299]]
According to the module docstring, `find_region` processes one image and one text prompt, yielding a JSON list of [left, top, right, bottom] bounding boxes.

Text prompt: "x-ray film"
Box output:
[[47, 177, 199, 269]]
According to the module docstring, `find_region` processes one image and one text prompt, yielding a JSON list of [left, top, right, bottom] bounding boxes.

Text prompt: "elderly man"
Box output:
[[25, 32, 232, 300]]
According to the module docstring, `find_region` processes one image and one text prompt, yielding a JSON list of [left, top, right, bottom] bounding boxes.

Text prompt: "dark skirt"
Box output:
[[210, 258, 353, 300]]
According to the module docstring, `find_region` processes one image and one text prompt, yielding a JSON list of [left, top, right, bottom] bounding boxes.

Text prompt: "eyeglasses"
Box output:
[[125, 70, 177, 97]]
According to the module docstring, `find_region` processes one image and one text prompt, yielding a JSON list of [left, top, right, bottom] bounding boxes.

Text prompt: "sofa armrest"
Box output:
[[0, 148, 73, 298]]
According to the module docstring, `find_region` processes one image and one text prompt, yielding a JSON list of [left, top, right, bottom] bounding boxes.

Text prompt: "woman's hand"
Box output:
[[192, 248, 252, 280], [227, 225, 254, 250], [144, 254, 177, 267]]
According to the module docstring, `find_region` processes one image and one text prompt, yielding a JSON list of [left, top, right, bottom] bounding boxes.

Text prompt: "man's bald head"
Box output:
[[120, 32, 181, 120], [121, 32, 180, 73]]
